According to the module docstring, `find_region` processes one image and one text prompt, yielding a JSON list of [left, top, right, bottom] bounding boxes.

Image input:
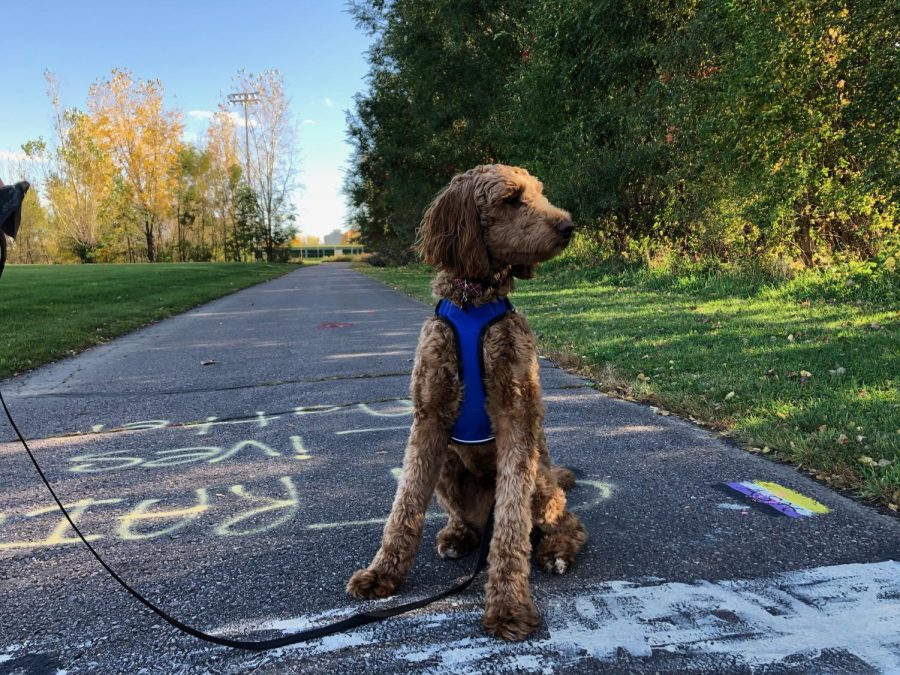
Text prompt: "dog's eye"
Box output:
[[503, 191, 522, 206]]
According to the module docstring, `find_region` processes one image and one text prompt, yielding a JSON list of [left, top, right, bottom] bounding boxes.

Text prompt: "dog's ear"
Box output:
[[511, 264, 536, 279], [415, 172, 491, 278]]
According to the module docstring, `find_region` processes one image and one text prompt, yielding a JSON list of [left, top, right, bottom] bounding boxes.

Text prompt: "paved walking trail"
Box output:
[[1, 263, 897, 674]]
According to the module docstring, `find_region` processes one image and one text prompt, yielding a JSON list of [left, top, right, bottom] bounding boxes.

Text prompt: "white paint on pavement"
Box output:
[[214, 560, 900, 672]]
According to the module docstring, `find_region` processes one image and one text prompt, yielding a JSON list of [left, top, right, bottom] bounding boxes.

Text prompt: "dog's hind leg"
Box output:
[[531, 464, 587, 574], [551, 465, 576, 490], [434, 448, 493, 559], [347, 320, 460, 600]]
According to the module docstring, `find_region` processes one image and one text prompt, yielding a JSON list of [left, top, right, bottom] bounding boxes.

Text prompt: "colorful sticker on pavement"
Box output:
[[725, 481, 830, 518]]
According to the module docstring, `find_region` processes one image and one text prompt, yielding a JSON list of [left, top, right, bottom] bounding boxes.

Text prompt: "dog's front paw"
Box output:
[[346, 568, 401, 600], [483, 600, 540, 641]]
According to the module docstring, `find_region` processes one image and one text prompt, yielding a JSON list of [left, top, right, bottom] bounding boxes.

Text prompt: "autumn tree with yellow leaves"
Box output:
[[23, 74, 116, 262], [206, 108, 243, 260], [14, 67, 302, 264], [87, 69, 183, 262]]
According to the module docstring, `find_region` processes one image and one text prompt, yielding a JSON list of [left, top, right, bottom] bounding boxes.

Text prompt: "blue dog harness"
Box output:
[[435, 297, 513, 444]]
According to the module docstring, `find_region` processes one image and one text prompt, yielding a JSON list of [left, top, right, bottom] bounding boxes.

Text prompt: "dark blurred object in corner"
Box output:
[[0, 180, 30, 279]]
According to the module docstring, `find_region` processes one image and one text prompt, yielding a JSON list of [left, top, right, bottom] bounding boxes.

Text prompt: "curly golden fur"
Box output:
[[347, 165, 587, 641]]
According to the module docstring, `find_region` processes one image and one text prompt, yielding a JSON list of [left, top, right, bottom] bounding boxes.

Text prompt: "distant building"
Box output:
[[323, 229, 344, 245]]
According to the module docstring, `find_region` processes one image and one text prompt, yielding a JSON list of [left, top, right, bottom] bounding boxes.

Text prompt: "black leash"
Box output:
[[0, 388, 494, 651]]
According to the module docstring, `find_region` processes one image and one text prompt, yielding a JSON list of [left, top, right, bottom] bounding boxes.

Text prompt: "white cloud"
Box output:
[[0, 150, 28, 162], [0, 150, 46, 166], [187, 109, 256, 128], [302, 119, 317, 125], [324, 97, 334, 107], [227, 112, 258, 128]]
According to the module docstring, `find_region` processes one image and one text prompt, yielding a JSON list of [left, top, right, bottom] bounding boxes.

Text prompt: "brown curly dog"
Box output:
[[347, 164, 587, 641]]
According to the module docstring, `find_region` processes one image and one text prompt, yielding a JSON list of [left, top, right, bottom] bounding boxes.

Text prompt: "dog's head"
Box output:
[[415, 164, 573, 279]]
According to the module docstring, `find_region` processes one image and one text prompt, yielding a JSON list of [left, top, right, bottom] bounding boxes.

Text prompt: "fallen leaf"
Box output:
[[829, 366, 846, 375], [857, 455, 876, 466], [762, 446, 772, 454], [637, 372, 650, 382], [836, 433, 849, 445], [787, 334, 795, 342], [818, 424, 828, 432], [876, 459, 892, 467], [200, 359, 218, 366], [724, 391, 736, 400]]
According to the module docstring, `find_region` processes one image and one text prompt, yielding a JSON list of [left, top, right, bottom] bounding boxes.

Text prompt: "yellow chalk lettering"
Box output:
[[117, 489, 210, 540], [294, 405, 341, 416], [191, 416, 220, 436], [121, 420, 170, 431], [214, 477, 298, 536], [290, 436, 311, 459], [144, 447, 221, 468], [358, 399, 413, 418], [571, 480, 614, 513], [0, 499, 123, 550], [208, 440, 282, 464], [69, 450, 144, 473]]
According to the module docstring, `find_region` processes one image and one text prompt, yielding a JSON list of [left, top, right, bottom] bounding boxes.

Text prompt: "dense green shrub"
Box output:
[[346, 0, 898, 268]]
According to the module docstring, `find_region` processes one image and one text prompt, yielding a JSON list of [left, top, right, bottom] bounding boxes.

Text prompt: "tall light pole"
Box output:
[[227, 91, 259, 186], [227, 91, 260, 260]]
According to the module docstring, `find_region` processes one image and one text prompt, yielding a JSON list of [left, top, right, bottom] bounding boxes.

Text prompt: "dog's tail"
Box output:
[[552, 466, 577, 491]]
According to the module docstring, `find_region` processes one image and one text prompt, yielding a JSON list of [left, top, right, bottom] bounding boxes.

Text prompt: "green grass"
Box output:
[[0, 263, 295, 380], [358, 261, 899, 510]]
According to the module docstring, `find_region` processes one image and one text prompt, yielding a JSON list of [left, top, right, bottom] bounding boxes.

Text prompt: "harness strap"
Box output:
[[0, 389, 495, 652]]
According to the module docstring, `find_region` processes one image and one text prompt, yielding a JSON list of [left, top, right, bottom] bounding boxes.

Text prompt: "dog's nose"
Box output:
[[556, 219, 574, 238]]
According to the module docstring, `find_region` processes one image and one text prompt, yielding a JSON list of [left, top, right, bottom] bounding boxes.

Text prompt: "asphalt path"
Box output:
[[0, 263, 897, 674]]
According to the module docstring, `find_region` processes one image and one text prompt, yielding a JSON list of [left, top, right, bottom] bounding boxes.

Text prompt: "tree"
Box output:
[[667, 0, 898, 265], [340, 229, 361, 244], [232, 69, 299, 261], [345, 0, 527, 260], [206, 108, 243, 261], [88, 69, 183, 262], [229, 184, 265, 262], [24, 74, 116, 263], [173, 145, 213, 261]]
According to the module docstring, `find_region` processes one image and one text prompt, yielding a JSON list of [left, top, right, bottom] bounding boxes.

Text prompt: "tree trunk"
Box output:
[[795, 214, 814, 268], [145, 219, 155, 263]]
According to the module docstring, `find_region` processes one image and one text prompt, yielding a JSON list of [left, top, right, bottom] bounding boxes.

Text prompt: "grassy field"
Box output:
[[358, 262, 899, 510], [0, 263, 295, 380]]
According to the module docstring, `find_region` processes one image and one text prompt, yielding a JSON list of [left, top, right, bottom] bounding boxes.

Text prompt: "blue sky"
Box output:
[[0, 0, 373, 237]]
